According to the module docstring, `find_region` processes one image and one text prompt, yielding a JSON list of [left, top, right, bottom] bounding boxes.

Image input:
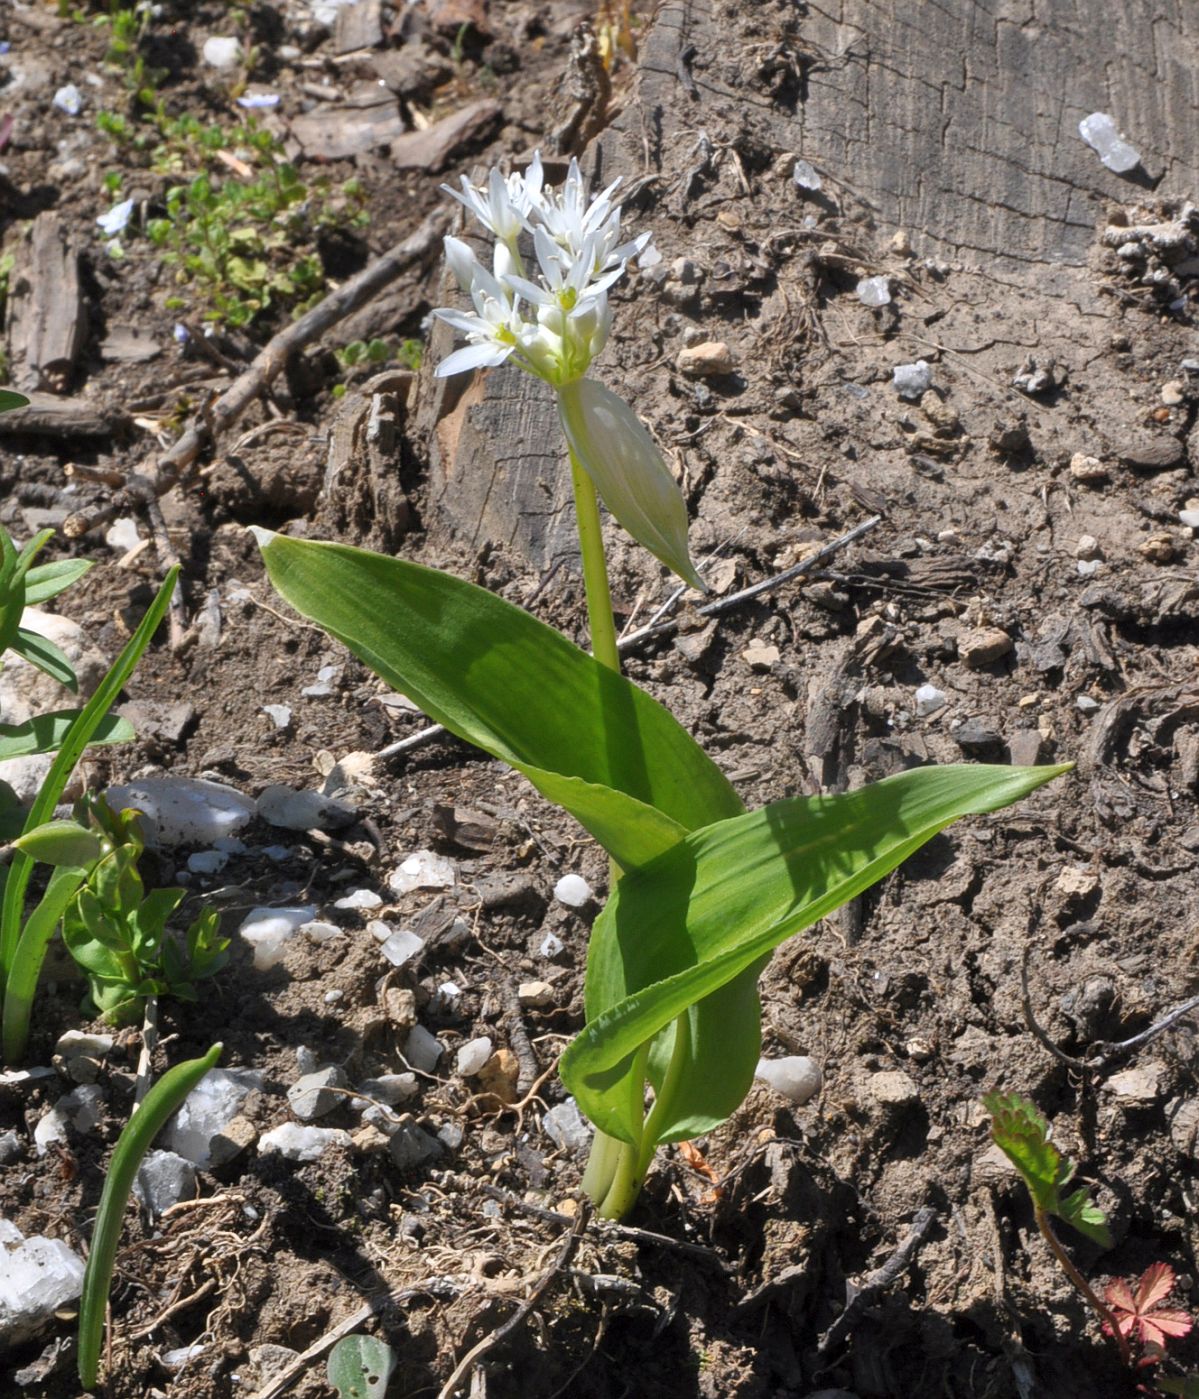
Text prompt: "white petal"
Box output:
[[502, 274, 555, 306], [557, 379, 704, 590], [432, 307, 491, 335], [436, 341, 513, 377], [443, 236, 480, 292]]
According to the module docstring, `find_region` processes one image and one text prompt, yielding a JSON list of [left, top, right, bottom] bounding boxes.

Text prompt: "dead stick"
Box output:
[[375, 514, 884, 761], [62, 211, 447, 544]]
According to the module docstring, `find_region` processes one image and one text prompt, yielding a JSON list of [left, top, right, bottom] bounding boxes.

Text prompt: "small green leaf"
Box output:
[[24, 559, 92, 605], [0, 390, 29, 414], [1158, 1377, 1199, 1397], [327, 1334, 396, 1399], [11, 626, 78, 691], [13, 820, 103, 867]]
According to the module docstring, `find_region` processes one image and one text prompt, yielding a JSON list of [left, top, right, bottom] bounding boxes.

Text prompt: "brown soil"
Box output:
[[3, 3, 1199, 1399]]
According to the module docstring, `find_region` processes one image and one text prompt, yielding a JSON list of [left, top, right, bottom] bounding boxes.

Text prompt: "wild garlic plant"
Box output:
[[255, 154, 1067, 1220]]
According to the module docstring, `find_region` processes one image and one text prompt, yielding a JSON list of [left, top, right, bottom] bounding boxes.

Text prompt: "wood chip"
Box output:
[[390, 98, 501, 171], [0, 394, 130, 437], [5, 211, 85, 393]]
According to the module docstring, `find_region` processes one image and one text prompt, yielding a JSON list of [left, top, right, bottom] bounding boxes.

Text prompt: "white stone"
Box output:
[[1079, 112, 1140, 174], [258, 1123, 351, 1161], [915, 684, 947, 717], [376, 926, 424, 968], [357, 1074, 418, 1106], [0, 1223, 86, 1348], [856, 275, 892, 307], [792, 158, 822, 191], [1077, 695, 1101, 714], [335, 888, 382, 911], [261, 704, 292, 730], [1179, 509, 1199, 529], [164, 1067, 264, 1167], [104, 516, 141, 552], [389, 850, 456, 895], [256, 783, 356, 832], [554, 874, 592, 908], [105, 776, 256, 847], [202, 35, 243, 71], [456, 1037, 493, 1077], [539, 932, 565, 959], [239, 906, 316, 970], [755, 1056, 823, 1105], [299, 920, 341, 942], [161, 1344, 207, 1370], [52, 83, 83, 115], [134, 1150, 196, 1217], [0, 754, 53, 805], [403, 1025, 443, 1074], [33, 1085, 103, 1155], [187, 849, 228, 876], [301, 664, 338, 698], [892, 360, 932, 399], [0, 608, 107, 724], [518, 980, 554, 1008], [53, 1030, 113, 1060], [542, 1099, 591, 1152]]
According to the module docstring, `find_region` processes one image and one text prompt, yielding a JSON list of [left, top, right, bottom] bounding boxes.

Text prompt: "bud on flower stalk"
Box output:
[[433, 153, 703, 590]]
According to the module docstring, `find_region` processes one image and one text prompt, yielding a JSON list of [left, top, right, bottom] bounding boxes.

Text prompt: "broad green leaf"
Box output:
[[252, 531, 742, 868], [0, 710, 135, 760], [11, 626, 78, 690], [13, 820, 103, 866], [0, 390, 28, 414], [24, 558, 92, 605], [327, 1334, 396, 1399], [564, 764, 1070, 1142], [558, 379, 704, 592]]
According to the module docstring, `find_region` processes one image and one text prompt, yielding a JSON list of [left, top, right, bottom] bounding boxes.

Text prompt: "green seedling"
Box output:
[[327, 1334, 396, 1399], [254, 157, 1069, 1220], [983, 1091, 1129, 1363], [60, 797, 229, 1024], [332, 338, 423, 397], [1, 569, 177, 1064], [78, 1043, 222, 1389]]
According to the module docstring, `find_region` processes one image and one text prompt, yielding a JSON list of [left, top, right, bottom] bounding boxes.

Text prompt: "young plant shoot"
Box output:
[[255, 155, 1068, 1220]]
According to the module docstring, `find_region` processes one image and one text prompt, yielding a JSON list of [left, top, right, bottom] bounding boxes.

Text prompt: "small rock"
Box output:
[[456, 1037, 493, 1077], [868, 1069, 919, 1106], [677, 341, 736, 378], [477, 1048, 520, 1104], [287, 1066, 348, 1121], [889, 229, 912, 256], [792, 158, 822, 191], [403, 1025, 443, 1074], [959, 627, 1013, 669], [34, 1085, 104, 1155], [187, 850, 228, 876], [134, 1150, 196, 1217], [250, 1345, 302, 1387], [202, 35, 243, 70], [256, 784, 357, 832], [53, 1030, 113, 1061], [334, 888, 383, 911], [239, 906, 317, 971], [1107, 1062, 1164, 1106], [358, 1074, 418, 1106], [742, 640, 781, 670], [0, 1223, 86, 1348], [261, 704, 292, 730], [389, 850, 456, 895], [383, 987, 417, 1030], [1118, 438, 1186, 472], [1076, 559, 1101, 578], [1139, 532, 1177, 564], [105, 776, 256, 847], [953, 721, 1004, 758], [1162, 380, 1186, 406], [165, 1067, 264, 1167], [388, 1121, 441, 1171], [1169, 1099, 1199, 1155], [0, 609, 107, 725], [302, 664, 339, 698], [1078, 112, 1140, 173], [539, 932, 565, 958], [0, 1132, 21, 1165], [518, 980, 554, 1008], [553, 874, 592, 908], [755, 1056, 822, 1105], [856, 275, 892, 307], [542, 1100, 592, 1152], [352, 1124, 392, 1154], [104, 517, 141, 552], [1077, 695, 1101, 714], [892, 360, 932, 400], [161, 1344, 207, 1370], [373, 924, 424, 968], [1179, 509, 1199, 529], [1069, 453, 1109, 484], [437, 1121, 464, 1150], [258, 1123, 351, 1162], [915, 683, 946, 717], [1056, 867, 1098, 899], [1011, 358, 1056, 396], [1074, 535, 1102, 561]]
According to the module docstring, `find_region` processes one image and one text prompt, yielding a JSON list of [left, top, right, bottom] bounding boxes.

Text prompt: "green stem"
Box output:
[[568, 447, 620, 674], [637, 1013, 692, 1179], [1034, 1205, 1131, 1367]]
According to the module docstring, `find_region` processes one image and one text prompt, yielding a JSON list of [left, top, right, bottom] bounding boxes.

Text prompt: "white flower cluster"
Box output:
[[433, 152, 652, 386]]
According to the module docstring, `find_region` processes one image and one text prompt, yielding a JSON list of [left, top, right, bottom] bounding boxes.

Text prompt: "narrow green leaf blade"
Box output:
[[11, 626, 77, 690], [24, 559, 92, 606], [0, 390, 28, 414], [564, 764, 1070, 1141], [78, 1044, 222, 1388], [0, 710, 135, 760], [252, 532, 742, 866]]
